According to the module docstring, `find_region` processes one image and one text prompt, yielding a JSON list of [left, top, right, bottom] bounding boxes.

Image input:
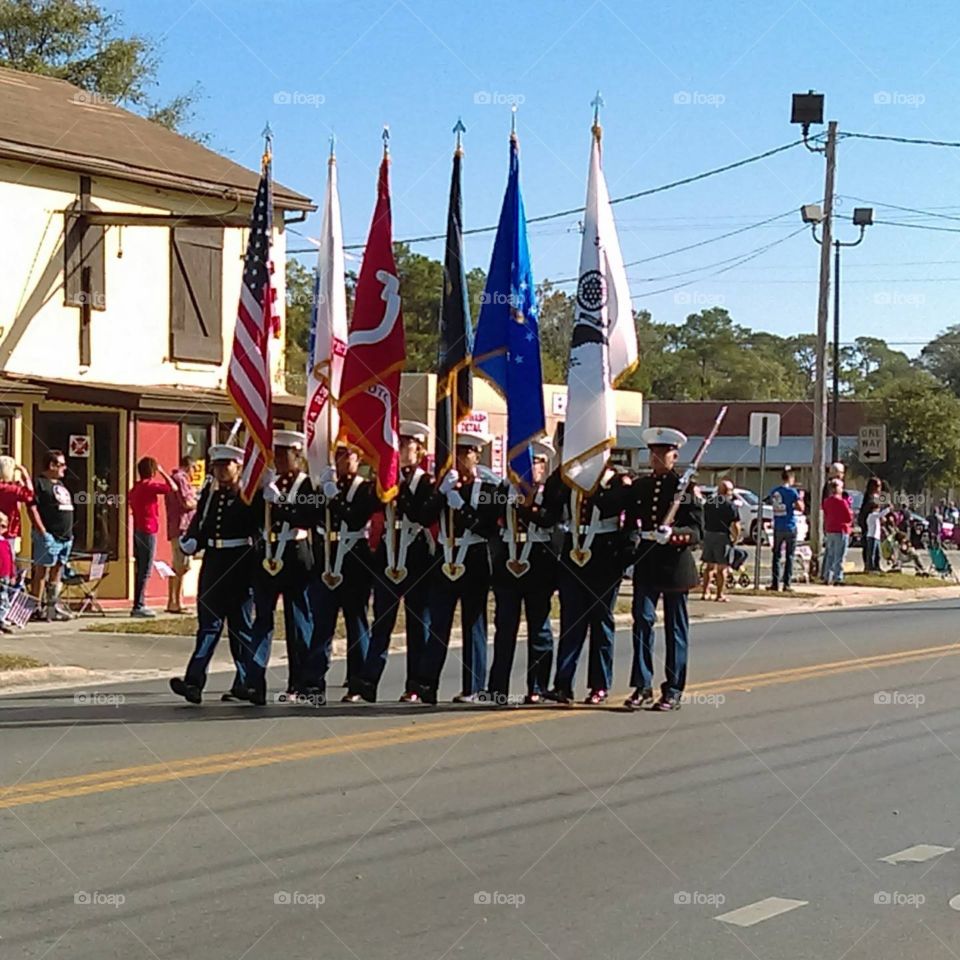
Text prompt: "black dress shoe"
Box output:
[[624, 688, 655, 710], [300, 687, 326, 707], [356, 680, 378, 704], [170, 677, 202, 704], [417, 684, 438, 706], [544, 688, 574, 705], [220, 687, 250, 703], [245, 686, 267, 707], [652, 695, 682, 712], [584, 689, 608, 705]]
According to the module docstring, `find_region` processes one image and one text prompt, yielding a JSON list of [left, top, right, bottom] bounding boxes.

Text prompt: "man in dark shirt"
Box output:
[[27, 449, 75, 621], [701, 479, 740, 602]]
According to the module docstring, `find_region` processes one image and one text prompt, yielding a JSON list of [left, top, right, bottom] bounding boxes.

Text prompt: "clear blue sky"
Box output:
[[121, 0, 960, 354]]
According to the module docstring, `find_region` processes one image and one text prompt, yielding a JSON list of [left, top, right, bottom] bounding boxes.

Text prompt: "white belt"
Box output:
[[576, 519, 619, 535], [315, 527, 366, 543], [207, 537, 252, 548], [268, 528, 309, 542], [453, 530, 486, 548], [502, 527, 551, 544]]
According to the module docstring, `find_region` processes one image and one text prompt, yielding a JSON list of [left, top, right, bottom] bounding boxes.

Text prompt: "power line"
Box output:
[[843, 131, 960, 148], [840, 194, 960, 224], [329, 137, 810, 250]]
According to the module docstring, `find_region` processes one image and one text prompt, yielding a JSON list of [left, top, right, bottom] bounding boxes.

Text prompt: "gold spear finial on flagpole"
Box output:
[[261, 121, 273, 166], [591, 90, 604, 142]]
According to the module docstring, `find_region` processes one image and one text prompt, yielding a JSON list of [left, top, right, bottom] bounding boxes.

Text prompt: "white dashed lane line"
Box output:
[[715, 897, 808, 927], [879, 844, 954, 864]]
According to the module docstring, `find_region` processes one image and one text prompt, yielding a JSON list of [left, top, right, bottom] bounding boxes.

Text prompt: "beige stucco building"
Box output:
[[0, 66, 313, 601]]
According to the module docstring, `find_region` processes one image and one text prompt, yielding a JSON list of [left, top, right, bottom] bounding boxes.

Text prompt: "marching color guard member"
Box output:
[[308, 444, 378, 703], [486, 440, 559, 705], [416, 432, 500, 705], [254, 429, 315, 700], [624, 426, 704, 711], [545, 461, 633, 705], [357, 421, 440, 703], [169, 443, 261, 705]]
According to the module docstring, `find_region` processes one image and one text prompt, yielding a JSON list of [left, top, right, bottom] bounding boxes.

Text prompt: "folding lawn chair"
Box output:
[[61, 552, 109, 615]]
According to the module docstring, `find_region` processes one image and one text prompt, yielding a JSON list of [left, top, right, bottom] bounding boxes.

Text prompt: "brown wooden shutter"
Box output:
[[170, 227, 224, 363], [64, 200, 106, 310]]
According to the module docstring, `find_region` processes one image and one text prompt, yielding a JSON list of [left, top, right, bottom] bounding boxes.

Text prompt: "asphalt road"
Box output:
[[4, 599, 960, 959]]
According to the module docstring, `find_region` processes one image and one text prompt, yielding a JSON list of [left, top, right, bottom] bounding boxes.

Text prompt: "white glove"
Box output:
[[439, 469, 459, 495], [260, 467, 276, 489], [318, 466, 336, 486], [179, 536, 198, 556], [323, 480, 339, 499], [262, 483, 280, 504], [654, 525, 673, 546], [446, 490, 465, 511]]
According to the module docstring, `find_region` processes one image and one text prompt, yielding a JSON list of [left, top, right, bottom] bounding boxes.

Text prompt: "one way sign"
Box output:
[[858, 425, 887, 464]]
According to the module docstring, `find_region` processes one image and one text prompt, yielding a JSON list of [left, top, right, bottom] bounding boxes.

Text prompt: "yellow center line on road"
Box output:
[[3, 640, 959, 811]]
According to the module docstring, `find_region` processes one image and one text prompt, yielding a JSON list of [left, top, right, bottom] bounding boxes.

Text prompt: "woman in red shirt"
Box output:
[[822, 479, 854, 585], [128, 457, 176, 617]]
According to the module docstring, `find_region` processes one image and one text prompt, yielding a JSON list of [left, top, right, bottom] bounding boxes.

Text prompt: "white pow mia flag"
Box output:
[[561, 128, 637, 494]]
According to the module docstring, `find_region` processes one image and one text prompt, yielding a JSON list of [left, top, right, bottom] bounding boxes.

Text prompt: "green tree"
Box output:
[[843, 337, 914, 397], [536, 281, 575, 383], [0, 0, 203, 135], [873, 373, 960, 492], [919, 324, 960, 395]]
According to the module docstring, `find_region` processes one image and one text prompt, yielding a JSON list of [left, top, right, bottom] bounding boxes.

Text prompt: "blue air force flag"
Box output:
[[473, 133, 545, 488]]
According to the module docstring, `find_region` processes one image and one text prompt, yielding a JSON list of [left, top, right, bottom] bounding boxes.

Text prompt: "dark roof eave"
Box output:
[[0, 140, 315, 213]]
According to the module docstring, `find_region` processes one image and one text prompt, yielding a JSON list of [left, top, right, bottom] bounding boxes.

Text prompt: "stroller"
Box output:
[[928, 542, 960, 582]]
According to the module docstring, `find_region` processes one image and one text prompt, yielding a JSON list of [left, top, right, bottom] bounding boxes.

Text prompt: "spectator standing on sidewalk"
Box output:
[[165, 456, 198, 614], [864, 501, 884, 572], [701, 479, 740, 602], [858, 476, 883, 569], [128, 457, 176, 618], [0, 456, 32, 557], [766, 466, 805, 592], [822, 479, 854, 585], [27, 450, 74, 621]]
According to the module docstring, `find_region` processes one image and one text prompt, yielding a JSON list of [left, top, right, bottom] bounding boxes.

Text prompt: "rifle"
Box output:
[[641, 405, 728, 539]]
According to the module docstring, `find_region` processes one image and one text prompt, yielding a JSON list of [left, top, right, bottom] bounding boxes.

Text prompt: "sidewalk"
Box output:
[[1, 581, 958, 694]]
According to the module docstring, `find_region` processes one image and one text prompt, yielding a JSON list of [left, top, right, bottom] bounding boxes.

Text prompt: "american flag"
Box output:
[[227, 148, 275, 502], [6, 589, 38, 629]]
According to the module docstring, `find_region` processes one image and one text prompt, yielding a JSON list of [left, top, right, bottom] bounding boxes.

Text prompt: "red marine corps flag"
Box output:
[[227, 132, 276, 501], [338, 130, 405, 501]]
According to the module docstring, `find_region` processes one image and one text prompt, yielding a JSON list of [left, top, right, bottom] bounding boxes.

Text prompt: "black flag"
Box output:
[[435, 146, 473, 477]]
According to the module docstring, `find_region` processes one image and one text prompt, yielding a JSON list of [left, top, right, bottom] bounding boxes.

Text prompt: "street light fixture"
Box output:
[[800, 204, 823, 224], [802, 207, 874, 462]]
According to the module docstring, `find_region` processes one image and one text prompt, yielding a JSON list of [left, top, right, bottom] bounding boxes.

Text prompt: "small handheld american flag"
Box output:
[[5, 589, 39, 629], [226, 133, 276, 502]]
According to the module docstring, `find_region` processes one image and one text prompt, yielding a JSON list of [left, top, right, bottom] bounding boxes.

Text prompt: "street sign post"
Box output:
[[858, 425, 887, 464], [749, 414, 782, 590]]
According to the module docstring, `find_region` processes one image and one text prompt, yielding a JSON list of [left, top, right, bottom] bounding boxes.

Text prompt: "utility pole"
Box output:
[[832, 239, 841, 464], [810, 119, 837, 566]]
